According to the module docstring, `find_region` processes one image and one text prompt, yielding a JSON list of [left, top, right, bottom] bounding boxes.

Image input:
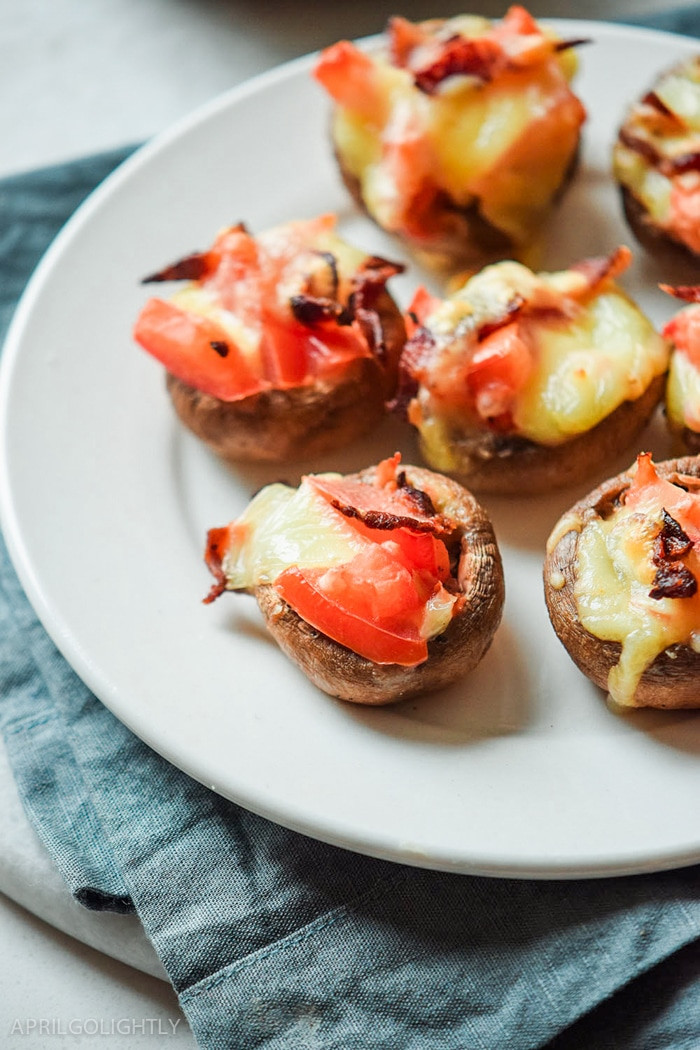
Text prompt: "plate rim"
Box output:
[[2, 17, 700, 881]]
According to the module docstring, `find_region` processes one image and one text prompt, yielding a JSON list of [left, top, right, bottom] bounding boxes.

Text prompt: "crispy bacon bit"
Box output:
[[210, 340, 230, 358], [397, 471, 438, 517], [290, 254, 402, 340], [142, 223, 249, 283], [664, 152, 700, 176], [355, 255, 406, 285], [413, 35, 505, 93], [350, 256, 405, 363], [388, 326, 435, 419], [618, 127, 662, 167], [475, 295, 526, 341], [649, 562, 697, 600], [570, 246, 632, 290], [619, 127, 700, 177], [648, 508, 697, 600], [654, 508, 694, 561], [330, 500, 451, 537], [142, 251, 210, 284], [312, 250, 339, 298], [642, 90, 678, 119], [203, 526, 230, 603], [659, 284, 700, 303], [290, 294, 348, 325], [553, 37, 590, 53]]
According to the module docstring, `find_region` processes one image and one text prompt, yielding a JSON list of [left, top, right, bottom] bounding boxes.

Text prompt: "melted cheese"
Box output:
[[221, 475, 458, 643], [666, 346, 700, 432], [574, 497, 700, 706], [413, 261, 669, 449], [222, 479, 363, 589], [170, 225, 368, 361], [331, 29, 581, 245], [612, 145, 672, 223], [515, 291, 668, 444], [613, 57, 700, 232]]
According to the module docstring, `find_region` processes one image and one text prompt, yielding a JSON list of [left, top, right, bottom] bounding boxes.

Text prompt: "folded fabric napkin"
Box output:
[[2, 11, 700, 1049]]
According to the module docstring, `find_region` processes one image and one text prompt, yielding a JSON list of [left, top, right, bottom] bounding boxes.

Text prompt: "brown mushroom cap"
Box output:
[[419, 372, 667, 496], [254, 464, 505, 704], [620, 184, 700, 265], [543, 454, 700, 708], [165, 287, 405, 464]]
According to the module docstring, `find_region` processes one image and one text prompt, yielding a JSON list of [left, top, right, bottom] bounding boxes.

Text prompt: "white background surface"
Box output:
[[0, 1, 695, 1046]]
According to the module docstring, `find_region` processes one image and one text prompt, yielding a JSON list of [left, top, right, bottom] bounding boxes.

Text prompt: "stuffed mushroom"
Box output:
[[313, 6, 586, 271], [662, 283, 700, 452], [204, 453, 504, 704], [613, 55, 700, 261], [544, 452, 700, 709], [133, 215, 406, 463], [391, 247, 669, 494]]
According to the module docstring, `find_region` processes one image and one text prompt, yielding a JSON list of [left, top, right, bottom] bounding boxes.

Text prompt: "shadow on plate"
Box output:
[[336, 620, 533, 748], [604, 697, 700, 757]]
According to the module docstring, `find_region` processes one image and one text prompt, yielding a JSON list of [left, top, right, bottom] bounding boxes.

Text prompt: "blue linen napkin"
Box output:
[[2, 14, 700, 1049]]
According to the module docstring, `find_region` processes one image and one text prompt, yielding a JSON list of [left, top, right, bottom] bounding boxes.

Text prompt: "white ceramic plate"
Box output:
[[2, 20, 700, 879]]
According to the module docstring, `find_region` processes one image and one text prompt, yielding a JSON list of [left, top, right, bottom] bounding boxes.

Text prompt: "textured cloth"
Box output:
[[2, 12, 700, 1049]]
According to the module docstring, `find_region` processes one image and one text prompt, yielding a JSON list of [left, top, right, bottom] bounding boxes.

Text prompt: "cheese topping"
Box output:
[[317, 8, 585, 251], [613, 56, 700, 251], [220, 479, 364, 589], [406, 256, 668, 450], [170, 221, 367, 361], [216, 467, 460, 646], [573, 456, 700, 705]]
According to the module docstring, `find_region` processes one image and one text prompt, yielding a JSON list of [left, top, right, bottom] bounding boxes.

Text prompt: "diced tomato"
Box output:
[[133, 298, 262, 401], [134, 216, 386, 402], [466, 321, 533, 422], [312, 41, 382, 122], [307, 462, 451, 579], [625, 453, 700, 543], [664, 306, 700, 370], [274, 556, 429, 666], [499, 4, 539, 37], [380, 105, 435, 234], [669, 179, 700, 256], [388, 15, 429, 67], [308, 471, 420, 520], [406, 287, 442, 334]]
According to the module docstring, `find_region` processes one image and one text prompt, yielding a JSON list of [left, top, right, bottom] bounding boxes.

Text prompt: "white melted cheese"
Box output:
[[415, 261, 669, 448], [613, 56, 700, 228], [332, 34, 581, 244], [666, 343, 700, 433], [223, 479, 363, 589], [574, 498, 700, 706], [221, 477, 458, 643], [516, 291, 668, 444]]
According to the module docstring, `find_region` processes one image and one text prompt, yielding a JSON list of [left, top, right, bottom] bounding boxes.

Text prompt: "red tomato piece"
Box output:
[[307, 467, 451, 579], [466, 322, 533, 422], [135, 216, 381, 401], [274, 556, 429, 666], [312, 41, 382, 122], [664, 306, 700, 370], [405, 286, 442, 334], [133, 298, 262, 401]]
